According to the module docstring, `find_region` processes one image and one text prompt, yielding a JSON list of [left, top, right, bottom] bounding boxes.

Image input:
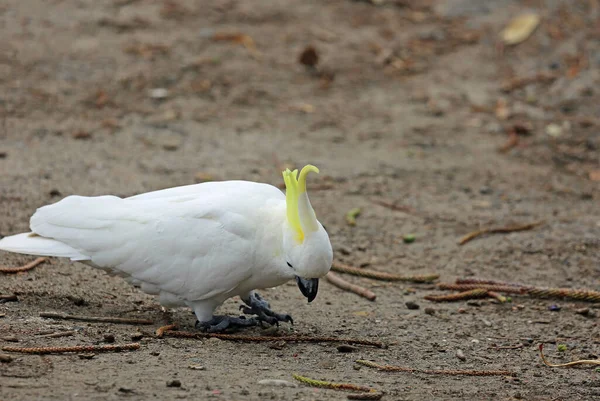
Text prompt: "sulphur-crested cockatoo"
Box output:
[[0, 165, 333, 332]]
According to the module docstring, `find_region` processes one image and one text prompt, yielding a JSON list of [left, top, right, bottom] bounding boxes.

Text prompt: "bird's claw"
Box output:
[[241, 292, 294, 326], [195, 315, 258, 333]]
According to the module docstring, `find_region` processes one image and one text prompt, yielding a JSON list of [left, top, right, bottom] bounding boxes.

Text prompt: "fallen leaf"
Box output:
[[345, 207, 361, 226], [500, 13, 541, 45]]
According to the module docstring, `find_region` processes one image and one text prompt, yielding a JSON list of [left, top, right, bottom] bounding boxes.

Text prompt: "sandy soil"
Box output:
[[1, 0, 599, 400]]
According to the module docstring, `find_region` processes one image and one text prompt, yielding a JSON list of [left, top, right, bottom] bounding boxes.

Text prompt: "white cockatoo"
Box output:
[[0, 165, 333, 331]]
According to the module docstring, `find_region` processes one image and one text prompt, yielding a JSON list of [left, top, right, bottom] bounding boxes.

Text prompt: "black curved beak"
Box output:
[[296, 276, 319, 303]]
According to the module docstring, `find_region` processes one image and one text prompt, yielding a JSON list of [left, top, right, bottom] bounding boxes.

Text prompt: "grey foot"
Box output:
[[195, 315, 258, 333], [241, 292, 293, 326]]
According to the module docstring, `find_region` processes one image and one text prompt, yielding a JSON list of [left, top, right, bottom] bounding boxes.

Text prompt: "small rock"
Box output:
[[49, 189, 62, 197], [457, 308, 467, 314], [258, 379, 297, 388], [118, 387, 134, 393], [0, 354, 13, 363], [103, 334, 115, 343], [150, 351, 160, 356], [167, 379, 181, 388], [548, 305, 561, 312], [337, 345, 358, 353], [481, 318, 492, 327], [545, 123, 562, 137], [149, 88, 169, 99], [0, 151, 7, 159], [405, 301, 420, 310], [78, 353, 96, 360], [1, 336, 19, 342], [130, 332, 143, 341], [479, 186, 493, 195], [456, 349, 466, 361], [188, 364, 205, 370], [576, 308, 596, 317], [467, 300, 482, 307], [72, 130, 92, 140], [424, 307, 436, 315]]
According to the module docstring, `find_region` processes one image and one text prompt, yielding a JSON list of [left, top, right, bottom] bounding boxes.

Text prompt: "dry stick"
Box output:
[[37, 331, 76, 339], [356, 360, 515, 377], [458, 221, 543, 245], [437, 283, 525, 294], [162, 330, 385, 348], [439, 283, 600, 303], [539, 344, 600, 368], [40, 312, 154, 325], [0, 295, 18, 303], [2, 343, 140, 355], [332, 261, 439, 283], [292, 373, 382, 400], [371, 199, 416, 214], [155, 324, 177, 338], [326, 272, 376, 301], [424, 288, 490, 302], [0, 257, 47, 274], [456, 278, 525, 287]]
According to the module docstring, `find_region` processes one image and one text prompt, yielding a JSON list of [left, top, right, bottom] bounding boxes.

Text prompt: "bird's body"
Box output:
[[0, 166, 333, 330]]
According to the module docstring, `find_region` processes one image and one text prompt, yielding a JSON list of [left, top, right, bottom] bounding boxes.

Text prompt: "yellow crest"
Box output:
[[282, 165, 320, 243]]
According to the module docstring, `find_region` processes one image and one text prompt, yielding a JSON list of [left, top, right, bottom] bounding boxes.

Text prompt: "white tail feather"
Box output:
[[0, 233, 89, 260]]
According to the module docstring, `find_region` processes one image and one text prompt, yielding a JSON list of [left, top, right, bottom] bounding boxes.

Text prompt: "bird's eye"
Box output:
[[286, 261, 293, 268]]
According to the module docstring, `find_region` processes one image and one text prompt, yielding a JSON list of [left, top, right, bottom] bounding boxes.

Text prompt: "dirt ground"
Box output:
[[1, 0, 599, 400]]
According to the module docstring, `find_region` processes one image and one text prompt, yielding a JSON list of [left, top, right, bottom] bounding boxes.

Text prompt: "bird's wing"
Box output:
[[30, 181, 285, 301]]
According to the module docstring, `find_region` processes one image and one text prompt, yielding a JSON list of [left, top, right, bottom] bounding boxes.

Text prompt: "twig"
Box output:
[[326, 272, 376, 301], [424, 289, 489, 302], [293, 373, 382, 400], [489, 344, 524, 350], [438, 283, 600, 302], [539, 344, 600, 368], [501, 72, 559, 92], [456, 278, 524, 287], [459, 221, 543, 245], [356, 359, 515, 376], [0, 294, 19, 303], [371, 199, 416, 214], [37, 331, 76, 339], [487, 291, 508, 303], [437, 283, 525, 294], [40, 312, 153, 325], [332, 261, 439, 283], [2, 343, 140, 355], [155, 324, 177, 338], [162, 330, 385, 348], [0, 257, 47, 274]]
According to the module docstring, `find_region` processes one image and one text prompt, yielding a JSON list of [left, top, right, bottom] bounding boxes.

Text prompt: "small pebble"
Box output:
[[167, 380, 181, 388], [0, 354, 13, 363], [1, 336, 19, 342], [467, 300, 482, 307], [548, 305, 561, 312], [103, 334, 115, 343], [130, 332, 143, 341], [481, 318, 492, 327], [118, 387, 134, 393], [258, 379, 297, 388], [576, 308, 596, 317], [456, 349, 466, 361], [150, 351, 160, 356], [424, 307, 436, 315], [405, 301, 420, 310], [337, 345, 358, 353], [188, 364, 205, 370], [149, 88, 169, 99], [457, 308, 467, 314], [78, 353, 96, 360]]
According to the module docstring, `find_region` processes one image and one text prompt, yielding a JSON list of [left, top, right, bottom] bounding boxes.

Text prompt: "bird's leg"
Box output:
[[195, 315, 258, 333], [240, 291, 293, 326]]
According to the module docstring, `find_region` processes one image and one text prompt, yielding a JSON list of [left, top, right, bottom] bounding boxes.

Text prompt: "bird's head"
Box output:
[[282, 165, 333, 303]]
